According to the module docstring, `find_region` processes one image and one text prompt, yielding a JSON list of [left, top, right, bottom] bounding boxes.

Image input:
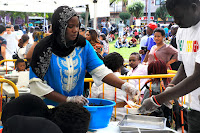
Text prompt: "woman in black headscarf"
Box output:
[[29, 6, 138, 106]]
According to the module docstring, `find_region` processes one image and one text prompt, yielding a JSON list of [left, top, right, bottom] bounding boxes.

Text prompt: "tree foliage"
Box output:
[[119, 12, 131, 24], [0, 11, 53, 24], [127, 0, 144, 18], [156, 4, 169, 24], [110, 0, 128, 5], [80, 12, 90, 21]]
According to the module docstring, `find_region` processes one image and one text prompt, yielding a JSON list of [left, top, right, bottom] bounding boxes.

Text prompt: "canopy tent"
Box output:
[[0, 0, 90, 13], [0, 0, 110, 29], [34, 21, 43, 24]]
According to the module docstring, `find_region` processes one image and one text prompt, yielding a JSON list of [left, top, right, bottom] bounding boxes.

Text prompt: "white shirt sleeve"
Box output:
[[29, 78, 54, 97], [89, 64, 113, 87]]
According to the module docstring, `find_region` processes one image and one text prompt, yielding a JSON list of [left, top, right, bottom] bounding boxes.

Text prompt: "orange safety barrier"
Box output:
[[84, 74, 176, 118], [84, 72, 188, 133]]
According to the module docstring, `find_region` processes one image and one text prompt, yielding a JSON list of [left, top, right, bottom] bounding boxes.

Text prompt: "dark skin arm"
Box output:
[[156, 62, 200, 104], [43, 73, 125, 103], [168, 63, 187, 85], [143, 50, 150, 63], [102, 73, 125, 89], [44, 91, 67, 103]]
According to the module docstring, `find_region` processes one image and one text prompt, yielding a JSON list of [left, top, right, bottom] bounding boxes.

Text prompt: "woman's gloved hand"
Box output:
[[121, 82, 138, 99], [66, 96, 89, 105], [138, 96, 161, 114]]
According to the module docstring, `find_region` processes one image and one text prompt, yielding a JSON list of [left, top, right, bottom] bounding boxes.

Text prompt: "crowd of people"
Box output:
[[0, 0, 200, 132]]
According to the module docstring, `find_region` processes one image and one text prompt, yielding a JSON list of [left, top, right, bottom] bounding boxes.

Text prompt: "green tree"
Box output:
[[6, 11, 24, 25], [80, 12, 90, 21], [119, 12, 131, 24], [127, 0, 144, 19], [156, 4, 169, 24], [0, 11, 9, 25], [110, 0, 128, 12]]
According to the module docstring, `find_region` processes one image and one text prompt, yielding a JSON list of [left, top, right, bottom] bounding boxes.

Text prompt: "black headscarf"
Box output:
[[30, 6, 86, 80]]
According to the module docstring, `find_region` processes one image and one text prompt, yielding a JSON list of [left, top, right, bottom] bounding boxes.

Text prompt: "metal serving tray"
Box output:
[[120, 130, 175, 133], [118, 115, 167, 131]]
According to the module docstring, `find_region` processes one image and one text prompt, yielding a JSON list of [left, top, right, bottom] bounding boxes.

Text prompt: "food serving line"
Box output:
[[0, 60, 182, 132], [84, 73, 186, 133]]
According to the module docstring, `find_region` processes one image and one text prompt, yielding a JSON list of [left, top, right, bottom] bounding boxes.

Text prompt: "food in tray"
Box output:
[[126, 104, 140, 109], [124, 105, 139, 114], [126, 100, 141, 108]]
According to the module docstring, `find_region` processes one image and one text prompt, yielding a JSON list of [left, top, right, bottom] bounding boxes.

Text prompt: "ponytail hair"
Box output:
[[18, 34, 29, 48]]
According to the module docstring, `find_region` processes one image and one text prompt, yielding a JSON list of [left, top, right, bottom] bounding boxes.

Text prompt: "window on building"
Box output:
[[155, 0, 165, 5]]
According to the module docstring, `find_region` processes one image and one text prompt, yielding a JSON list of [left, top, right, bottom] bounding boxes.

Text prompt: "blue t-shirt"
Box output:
[[164, 27, 169, 34], [145, 34, 156, 51], [30, 40, 104, 105], [102, 27, 107, 35]]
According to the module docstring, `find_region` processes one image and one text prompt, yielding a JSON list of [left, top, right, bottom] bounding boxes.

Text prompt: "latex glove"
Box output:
[[121, 82, 138, 99], [163, 86, 173, 109], [66, 96, 89, 105], [138, 96, 161, 114]]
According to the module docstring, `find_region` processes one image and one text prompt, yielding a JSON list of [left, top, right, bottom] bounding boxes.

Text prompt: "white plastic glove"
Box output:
[[138, 96, 161, 114], [121, 82, 138, 99], [66, 96, 89, 105], [162, 86, 173, 109]]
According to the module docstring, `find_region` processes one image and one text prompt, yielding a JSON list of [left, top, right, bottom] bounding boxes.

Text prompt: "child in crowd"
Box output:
[[128, 35, 137, 48], [107, 31, 115, 42], [99, 33, 109, 57], [127, 52, 148, 95], [115, 37, 122, 48], [91, 52, 134, 120], [122, 35, 128, 47], [2, 94, 91, 133], [134, 30, 139, 40], [15, 59, 26, 72]]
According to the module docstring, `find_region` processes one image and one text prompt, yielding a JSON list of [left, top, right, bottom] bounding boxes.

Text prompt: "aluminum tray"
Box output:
[[120, 130, 175, 133], [118, 115, 167, 131]]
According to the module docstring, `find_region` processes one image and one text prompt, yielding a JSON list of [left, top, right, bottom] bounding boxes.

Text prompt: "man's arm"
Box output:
[[143, 50, 149, 63], [156, 62, 200, 104], [168, 63, 187, 85]]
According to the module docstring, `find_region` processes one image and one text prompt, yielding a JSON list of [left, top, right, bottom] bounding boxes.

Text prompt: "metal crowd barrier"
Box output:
[[84, 73, 191, 120]]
